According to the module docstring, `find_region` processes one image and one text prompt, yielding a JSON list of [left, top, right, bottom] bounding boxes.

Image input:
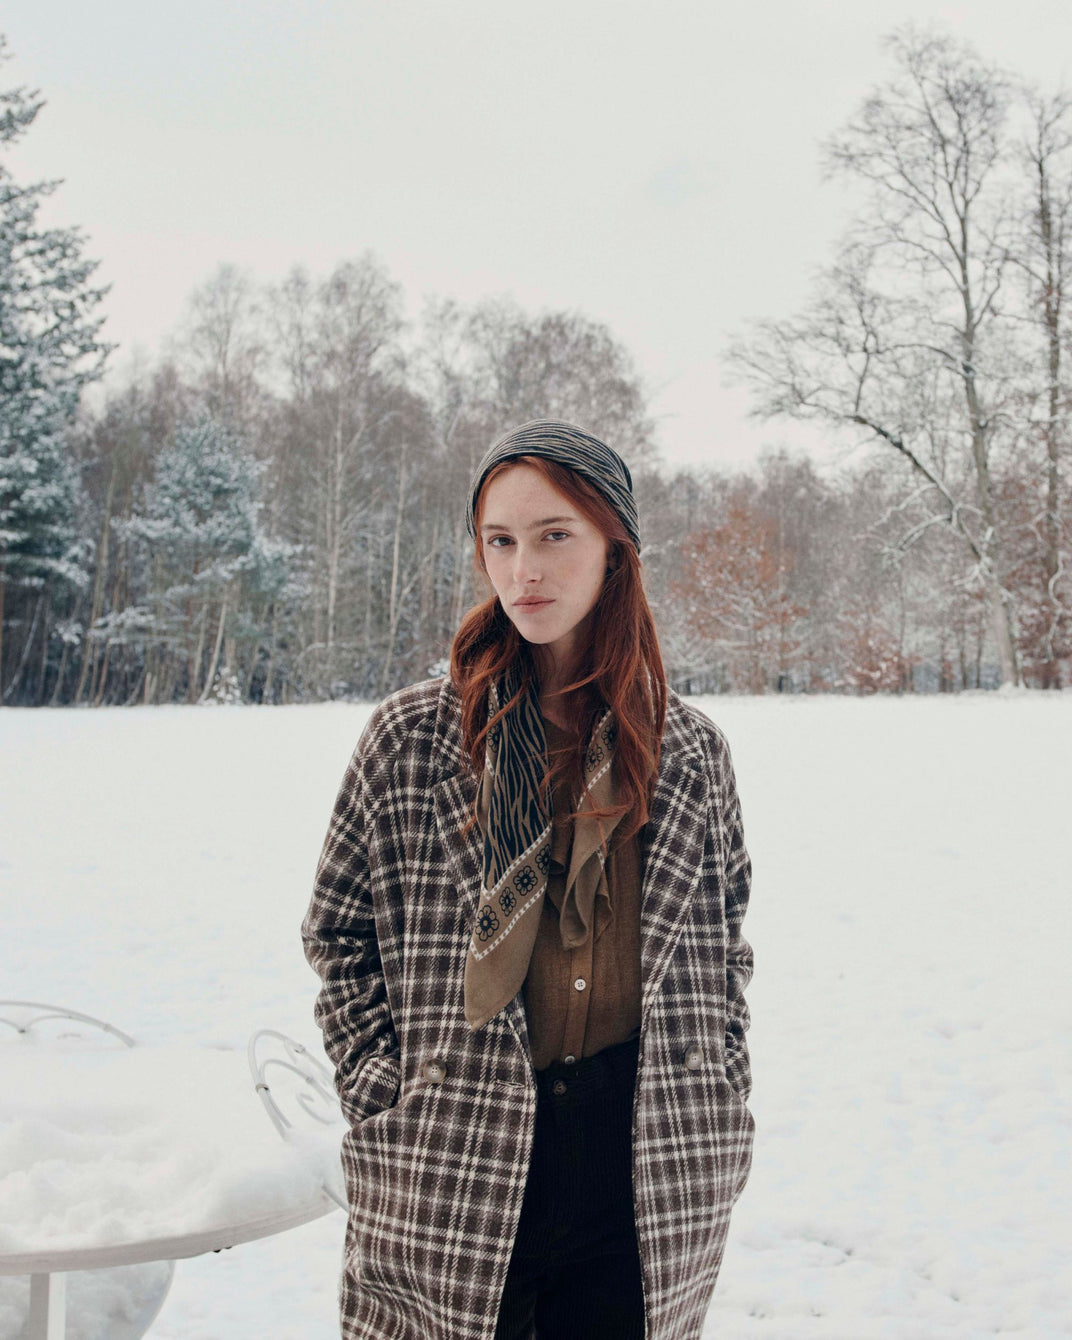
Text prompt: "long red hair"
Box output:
[[449, 455, 666, 840]]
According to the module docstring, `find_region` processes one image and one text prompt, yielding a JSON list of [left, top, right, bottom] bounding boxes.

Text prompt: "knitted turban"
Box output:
[[464, 419, 641, 554]]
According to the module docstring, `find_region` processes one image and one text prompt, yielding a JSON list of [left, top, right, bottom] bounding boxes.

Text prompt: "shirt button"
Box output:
[[684, 1044, 703, 1071], [573, 978, 587, 992], [563, 1054, 577, 1065], [423, 1058, 447, 1084], [552, 1079, 568, 1096]]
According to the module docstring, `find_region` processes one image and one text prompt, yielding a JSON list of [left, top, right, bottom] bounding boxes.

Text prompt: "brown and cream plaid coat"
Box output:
[[302, 675, 754, 1339]]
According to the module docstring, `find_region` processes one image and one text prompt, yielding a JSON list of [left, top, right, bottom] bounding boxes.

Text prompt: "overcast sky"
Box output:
[[6, 0, 1072, 472]]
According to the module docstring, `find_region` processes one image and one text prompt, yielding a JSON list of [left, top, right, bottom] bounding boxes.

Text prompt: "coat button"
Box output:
[[423, 1058, 447, 1084], [573, 978, 587, 991], [684, 1044, 704, 1071], [552, 1079, 568, 1096]]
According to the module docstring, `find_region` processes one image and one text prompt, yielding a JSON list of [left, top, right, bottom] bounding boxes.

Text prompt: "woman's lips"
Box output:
[[514, 599, 553, 610]]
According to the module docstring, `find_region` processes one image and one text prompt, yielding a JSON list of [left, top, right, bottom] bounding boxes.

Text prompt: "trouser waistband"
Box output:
[[533, 1034, 640, 1104]]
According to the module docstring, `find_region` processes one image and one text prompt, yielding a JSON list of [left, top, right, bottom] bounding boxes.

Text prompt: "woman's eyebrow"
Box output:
[[479, 515, 578, 533]]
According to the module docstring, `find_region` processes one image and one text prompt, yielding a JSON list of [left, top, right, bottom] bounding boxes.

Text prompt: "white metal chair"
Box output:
[[247, 1029, 348, 1209], [0, 1001, 175, 1340], [0, 1000, 136, 1048]]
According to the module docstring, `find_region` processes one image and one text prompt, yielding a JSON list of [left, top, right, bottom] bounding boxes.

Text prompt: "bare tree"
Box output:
[[729, 28, 1023, 684], [268, 255, 407, 695], [464, 298, 659, 471], [409, 297, 499, 641], [1010, 90, 1072, 685], [178, 263, 266, 432]]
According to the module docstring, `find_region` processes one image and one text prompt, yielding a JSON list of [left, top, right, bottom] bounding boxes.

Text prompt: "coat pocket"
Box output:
[[340, 1049, 402, 1127], [715, 1072, 755, 1204]]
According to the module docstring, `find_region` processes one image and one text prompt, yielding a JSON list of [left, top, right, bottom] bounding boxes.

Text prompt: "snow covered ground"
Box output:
[[1, 691, 1070, 1339]]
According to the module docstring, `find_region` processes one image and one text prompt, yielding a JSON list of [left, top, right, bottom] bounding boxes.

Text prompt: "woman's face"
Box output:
[[478, 464, 610, 676]]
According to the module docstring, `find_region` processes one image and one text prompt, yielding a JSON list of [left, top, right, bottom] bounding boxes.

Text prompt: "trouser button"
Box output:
[[552, 1079, 567, 1096]]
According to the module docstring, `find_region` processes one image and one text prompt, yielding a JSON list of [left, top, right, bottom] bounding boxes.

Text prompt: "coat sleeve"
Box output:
[[716, 734, 754, 1102], [301, 721, 401, 1125]]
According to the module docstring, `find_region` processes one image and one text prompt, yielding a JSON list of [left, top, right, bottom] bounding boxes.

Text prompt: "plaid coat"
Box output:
[[302, 676, 754, 1339]]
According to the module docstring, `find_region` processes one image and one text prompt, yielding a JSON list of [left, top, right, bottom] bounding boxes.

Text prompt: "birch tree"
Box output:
[[729, 29, 1023, 684], [180, 262, 266, 434], [268, 256, 405, 696], [1010, 90, 1072, 686], [465, 298, 658, 469]]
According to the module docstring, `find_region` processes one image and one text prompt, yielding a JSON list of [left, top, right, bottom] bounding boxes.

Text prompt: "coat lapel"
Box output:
[[639, 698, 711, 1021], [433, 769, 485, 926], [431, 679, 486, 925]]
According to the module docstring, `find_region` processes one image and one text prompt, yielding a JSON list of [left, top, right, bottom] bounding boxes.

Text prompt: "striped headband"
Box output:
[[464, 419, 641, 554]]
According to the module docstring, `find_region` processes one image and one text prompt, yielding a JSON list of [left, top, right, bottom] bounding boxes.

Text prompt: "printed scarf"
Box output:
[[463, 669, 621, 1030]]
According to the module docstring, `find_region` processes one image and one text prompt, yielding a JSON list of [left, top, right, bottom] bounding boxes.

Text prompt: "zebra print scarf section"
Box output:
[[463, 667, 619, 1031]]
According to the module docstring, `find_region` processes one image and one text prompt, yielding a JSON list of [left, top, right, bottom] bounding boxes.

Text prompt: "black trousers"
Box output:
[[494, 1036, 646, 1340]]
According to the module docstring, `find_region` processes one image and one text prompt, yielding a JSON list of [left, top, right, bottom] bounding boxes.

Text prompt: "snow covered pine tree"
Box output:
[[0, 34, 110, 702]]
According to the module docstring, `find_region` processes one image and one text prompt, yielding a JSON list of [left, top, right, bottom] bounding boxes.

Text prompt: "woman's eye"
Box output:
[[487, 535, 513, 548], [545, 531, 570, 542]]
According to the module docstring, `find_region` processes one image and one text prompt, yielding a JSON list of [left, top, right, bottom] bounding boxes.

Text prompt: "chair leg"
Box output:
[[27, 1273, 66, 1340]]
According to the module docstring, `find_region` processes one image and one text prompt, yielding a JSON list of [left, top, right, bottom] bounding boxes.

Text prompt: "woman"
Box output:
[[302, 420, 754, 1340]]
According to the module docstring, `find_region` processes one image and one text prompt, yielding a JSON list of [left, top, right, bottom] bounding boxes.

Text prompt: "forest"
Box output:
[[1, 29, 1069, 705]]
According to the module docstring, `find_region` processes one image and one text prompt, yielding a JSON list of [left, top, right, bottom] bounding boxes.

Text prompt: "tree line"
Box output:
[[1, 28, 1069, 705], [729, 29, 1072, 692]]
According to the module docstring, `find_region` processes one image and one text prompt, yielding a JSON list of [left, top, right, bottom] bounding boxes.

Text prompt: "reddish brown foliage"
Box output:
[[672, 495, 808, 694]]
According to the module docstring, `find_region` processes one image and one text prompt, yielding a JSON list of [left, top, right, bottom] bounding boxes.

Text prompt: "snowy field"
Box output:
[[1, 690, 1070, 1339]]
